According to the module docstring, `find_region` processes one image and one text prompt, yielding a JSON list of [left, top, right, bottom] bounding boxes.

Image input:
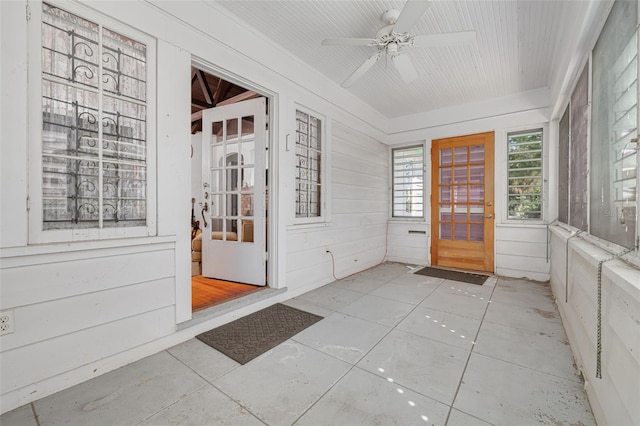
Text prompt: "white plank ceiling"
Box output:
[[212, 0, 589, 118]]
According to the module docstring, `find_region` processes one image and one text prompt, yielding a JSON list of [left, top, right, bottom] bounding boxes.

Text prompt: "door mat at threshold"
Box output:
[[414, 267, 489, 285], [196, 303, 323, 365]]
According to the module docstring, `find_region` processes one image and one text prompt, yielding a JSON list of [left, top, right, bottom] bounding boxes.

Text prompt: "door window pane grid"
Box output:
[[209, 116, 255, 243], [393, 146, 424, 217], [438, 144, 485, 241], [41, 3, 147, 230], [507, 129, 543, 220]]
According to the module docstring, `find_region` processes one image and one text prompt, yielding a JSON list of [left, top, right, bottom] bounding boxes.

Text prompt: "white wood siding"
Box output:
[[286, 121, 388, 290], [549, 227, 640, 425], [495, 224, 550, 281], [386, 222, 429, 266]]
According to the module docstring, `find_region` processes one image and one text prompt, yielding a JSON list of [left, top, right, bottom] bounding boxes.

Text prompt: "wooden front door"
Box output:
[[431, 132, 494, 272]]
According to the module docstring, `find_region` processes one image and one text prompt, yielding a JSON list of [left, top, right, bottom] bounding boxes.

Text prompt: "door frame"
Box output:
[[189, 58, 282, 292], [430, 131, 495, 272]]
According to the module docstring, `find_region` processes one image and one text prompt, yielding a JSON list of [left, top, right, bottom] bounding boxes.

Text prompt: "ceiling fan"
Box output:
[[321, 0, 476, 88]]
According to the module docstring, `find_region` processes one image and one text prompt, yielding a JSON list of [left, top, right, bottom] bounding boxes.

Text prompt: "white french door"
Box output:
[[201, 98, 266, 286]]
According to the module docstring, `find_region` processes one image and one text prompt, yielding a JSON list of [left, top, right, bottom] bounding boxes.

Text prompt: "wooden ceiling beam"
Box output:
[[213, 79, 225, 105], [190, 91, 261, 123], [197, 70, 214, 106], [192, 99, 210, 109]]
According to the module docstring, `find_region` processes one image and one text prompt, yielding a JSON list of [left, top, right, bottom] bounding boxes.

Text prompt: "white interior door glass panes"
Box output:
[[201, 98, 266, 286]]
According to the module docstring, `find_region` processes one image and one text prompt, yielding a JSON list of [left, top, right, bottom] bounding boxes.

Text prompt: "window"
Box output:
[[507, 129, 543, 220], [590, 0, 638, 249], [558, 65, 589, 230], [392, 146, 424, 218], [34, 3, 154, 239], [295, 108, 323, 219], [558, 107, 570, 224], [569, 66, 589, 230]]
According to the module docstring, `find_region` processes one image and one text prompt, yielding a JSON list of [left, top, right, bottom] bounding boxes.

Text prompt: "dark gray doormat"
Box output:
[[414, 266, 489, 285], [196, 303, 323, 365]]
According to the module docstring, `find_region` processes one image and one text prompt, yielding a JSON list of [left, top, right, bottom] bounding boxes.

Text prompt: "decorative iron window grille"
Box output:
[[392, 146, 424, 218], [507, 129, 543, 219], [41, 3, 147, 230], [295, 109, 322, 218]]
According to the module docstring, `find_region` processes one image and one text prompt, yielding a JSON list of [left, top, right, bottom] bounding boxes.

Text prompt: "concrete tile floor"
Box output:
[[1, 263, 595, 426]]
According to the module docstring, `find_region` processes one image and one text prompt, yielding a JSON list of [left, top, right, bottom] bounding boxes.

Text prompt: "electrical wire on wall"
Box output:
[[326, 221, 390, 281]]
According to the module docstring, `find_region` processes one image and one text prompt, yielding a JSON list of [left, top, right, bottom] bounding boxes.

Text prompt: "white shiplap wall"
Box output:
[[286, 121, 388, 290], [549, 228, 640, 425]]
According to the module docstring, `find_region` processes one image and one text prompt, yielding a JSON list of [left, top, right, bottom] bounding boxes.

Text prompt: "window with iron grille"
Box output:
[[392, 146, 424, 218], [507, 129, 543, 219], [40, 3, 149, 231], [295, 109, 322, 219]]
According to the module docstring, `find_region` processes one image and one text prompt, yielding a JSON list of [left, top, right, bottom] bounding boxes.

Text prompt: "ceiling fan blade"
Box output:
[[393, 0, 431, 33], [413, 31, 477, 47], [392, 53, 419, 83], [321, 38, 376, 46], [341, 53, 381, 88]]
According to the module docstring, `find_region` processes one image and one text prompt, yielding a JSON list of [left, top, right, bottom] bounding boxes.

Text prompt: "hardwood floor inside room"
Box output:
[[192, 276, 264, 311]]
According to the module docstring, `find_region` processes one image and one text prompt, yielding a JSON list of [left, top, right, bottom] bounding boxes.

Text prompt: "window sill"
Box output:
[[388, 219, 428, 225], [497, 222, 548, 228], [288, 222, 332, 231], [549, 224, 640, 269], [1, 235, 176, 262]]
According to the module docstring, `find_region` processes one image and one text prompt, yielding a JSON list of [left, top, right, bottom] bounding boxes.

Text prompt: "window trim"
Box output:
[[391, 144, 425, 220], [28, 1, 157, 244], [503, 124, 548, 223], [292, 104, 330, 225]]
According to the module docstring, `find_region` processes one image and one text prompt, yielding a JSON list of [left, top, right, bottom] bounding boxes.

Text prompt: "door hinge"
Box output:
[[26, 4, 31, 21], [264, 252, 268, 262], [26, 196, 31, 212]]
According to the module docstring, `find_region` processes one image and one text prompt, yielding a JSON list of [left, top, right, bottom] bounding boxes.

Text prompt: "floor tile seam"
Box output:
[[327, 308, 405, 329], [132, 382, 211, 425], [205, 381, 271, 426], [349, 365, 456, 408], [475, 318, 574, 346], [287, 337, 361, 367], [480, 317, 566, 335], [164, 345, 273, 424], [30, 403, 41, 426], [391, 325, 476, 352], [288, 362, 359, 425], [448, 407, 497, 426], [415, 304, 487, 322], [290, 311, 398, 367], [337, 292, 417, 310], [165, 347, 242, 385], [367, 278, 445, 306], [444, 281, 499, 425], [353, 365, 455, 409], [467, 351, 583, 384]]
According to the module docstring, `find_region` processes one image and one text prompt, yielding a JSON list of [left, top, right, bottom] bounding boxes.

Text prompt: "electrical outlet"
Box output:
[[0, 311, 15, 336]]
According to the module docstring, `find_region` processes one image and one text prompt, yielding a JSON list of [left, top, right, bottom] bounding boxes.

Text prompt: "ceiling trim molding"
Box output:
[[387, 87, 550, 136]]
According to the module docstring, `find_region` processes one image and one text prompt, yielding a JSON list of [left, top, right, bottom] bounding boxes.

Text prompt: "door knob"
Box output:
[[486, 201, 493, 207], [486, 214, 493, 219]]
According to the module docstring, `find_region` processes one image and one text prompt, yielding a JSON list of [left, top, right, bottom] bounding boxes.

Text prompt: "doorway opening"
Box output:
[[189, 66, 270, 311]]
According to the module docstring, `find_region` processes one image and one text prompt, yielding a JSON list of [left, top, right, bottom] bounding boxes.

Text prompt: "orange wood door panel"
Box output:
[[431, 132, 494, 272]]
